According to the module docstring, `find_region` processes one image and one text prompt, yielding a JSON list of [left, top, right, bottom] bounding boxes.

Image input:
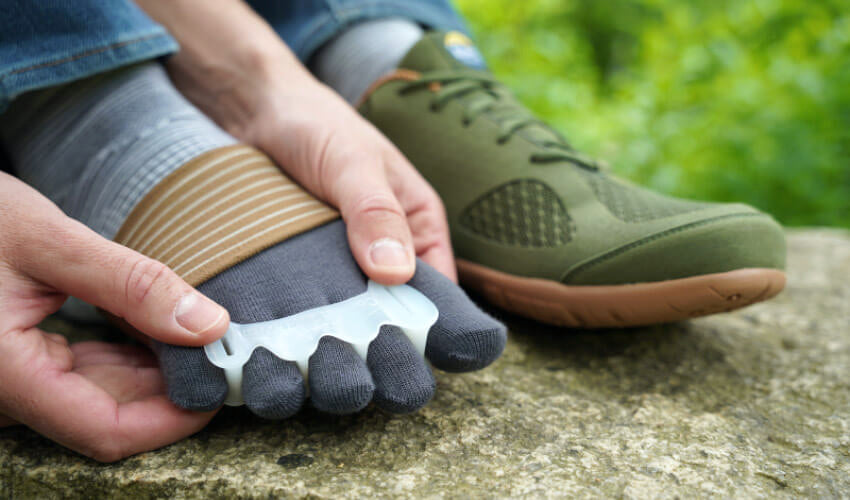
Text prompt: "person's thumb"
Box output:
[[17, 217, 229, 346]]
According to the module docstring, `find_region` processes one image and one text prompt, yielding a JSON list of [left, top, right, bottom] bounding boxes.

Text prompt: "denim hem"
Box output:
[[0, 31, 177, 113], [279, 1, 469, 63]]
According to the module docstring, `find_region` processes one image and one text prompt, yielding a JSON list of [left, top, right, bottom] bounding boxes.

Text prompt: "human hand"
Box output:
[[0, 173, 230, 461], [238, 78, 457, 285], [135, 0, 456, 285]]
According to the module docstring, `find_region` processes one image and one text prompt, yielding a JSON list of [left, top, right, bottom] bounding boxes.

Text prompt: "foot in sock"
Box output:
[[159, 220, 506, 417], [0, 61, 506, 419], [312, 20, 787, 327]]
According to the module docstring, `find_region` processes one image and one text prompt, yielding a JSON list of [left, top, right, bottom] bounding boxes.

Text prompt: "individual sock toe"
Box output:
[[309, 337, 375, 414], [367, 326, 435, 414], [409, 260, 508, 372], [242, 348, 306, 419], [154, 342, 228, 411], [425, 320, 507, 373]]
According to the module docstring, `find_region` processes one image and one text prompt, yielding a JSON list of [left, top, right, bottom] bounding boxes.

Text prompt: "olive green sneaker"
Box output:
[[357, 31, 786, 327]]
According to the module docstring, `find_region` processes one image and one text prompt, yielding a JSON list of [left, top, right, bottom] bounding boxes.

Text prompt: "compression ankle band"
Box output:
[[114, 144, 340, 286]]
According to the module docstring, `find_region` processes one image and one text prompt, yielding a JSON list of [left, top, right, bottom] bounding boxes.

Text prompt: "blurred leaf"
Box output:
[[455, 0, 850, 227]]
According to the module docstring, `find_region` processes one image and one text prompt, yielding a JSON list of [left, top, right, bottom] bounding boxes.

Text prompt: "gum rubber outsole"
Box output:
[[457, 260, 787, 328]]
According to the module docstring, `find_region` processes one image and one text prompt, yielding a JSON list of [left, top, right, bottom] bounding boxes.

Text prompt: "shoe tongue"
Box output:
[[398, 31, 567, 148], [398, 31, 488, 73]]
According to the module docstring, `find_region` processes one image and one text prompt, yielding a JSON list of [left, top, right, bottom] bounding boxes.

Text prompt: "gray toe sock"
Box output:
[[157, 220, 370, 417], [242, 348, 306, 420], [368, 326, 436, 414], [410, 265, 508, 373], [154, 344, 228, 412], [309, 337, 375, 414], [158, 220, 506, 417]]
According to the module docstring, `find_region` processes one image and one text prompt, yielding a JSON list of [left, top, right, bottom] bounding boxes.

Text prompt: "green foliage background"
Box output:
[[454, 0, 850, 228]]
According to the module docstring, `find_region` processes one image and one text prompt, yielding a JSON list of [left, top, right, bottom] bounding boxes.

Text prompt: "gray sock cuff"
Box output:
[[0, 62, 237, 239], [310, 18, 424, 104]]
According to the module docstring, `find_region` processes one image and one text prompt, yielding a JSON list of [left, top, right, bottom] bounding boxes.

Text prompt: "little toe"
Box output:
[[410, 260, 508, 372], [309, 337, 375, 414], [154, 342, 228, 411], [367, 326, 435, 414], [242, 348, 306, 419], [425, 320, 507, 373]]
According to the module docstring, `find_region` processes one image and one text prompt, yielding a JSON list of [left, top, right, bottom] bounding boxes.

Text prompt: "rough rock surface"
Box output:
[[1, 230, 848, 498]]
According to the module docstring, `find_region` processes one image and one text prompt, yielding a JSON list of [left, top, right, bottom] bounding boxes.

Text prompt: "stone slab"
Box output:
[[1, 230, 849, 498]]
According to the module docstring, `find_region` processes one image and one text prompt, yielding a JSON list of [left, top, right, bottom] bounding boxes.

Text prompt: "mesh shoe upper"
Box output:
[[459, 179, 574, 248]]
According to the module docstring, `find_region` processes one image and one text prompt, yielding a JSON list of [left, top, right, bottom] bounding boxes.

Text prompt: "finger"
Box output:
[[330, 161, 416, 285], [4, 363, 214, 462], [113, 396, 216, 460], [70, 341, 146, 358], [385, 154, 457, 282], [15, 216, 229, 346], [72, 342, 158, 369], [417, 244, 457, 283], [75, 365, 166, 402], [45, 333, 69, 346], [403, 191, 457, 282]]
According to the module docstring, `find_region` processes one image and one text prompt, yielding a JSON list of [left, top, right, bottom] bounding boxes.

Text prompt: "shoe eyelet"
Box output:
[[429, 103, 439, 112], [497, 137, 508, 145], [462, 119, 471, 127]]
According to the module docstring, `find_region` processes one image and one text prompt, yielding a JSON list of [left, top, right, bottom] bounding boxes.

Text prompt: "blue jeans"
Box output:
[[0, 0, 467, 112]]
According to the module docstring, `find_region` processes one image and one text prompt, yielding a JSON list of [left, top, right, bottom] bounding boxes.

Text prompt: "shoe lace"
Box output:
[[398, 71, 602, 171]]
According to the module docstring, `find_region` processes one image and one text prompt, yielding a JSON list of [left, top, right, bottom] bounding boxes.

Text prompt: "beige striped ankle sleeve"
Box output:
[[114, 144, 340, 286]]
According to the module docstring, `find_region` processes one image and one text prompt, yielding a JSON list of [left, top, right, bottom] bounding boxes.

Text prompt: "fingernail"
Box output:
[[369, 238, 413, 269], [175, 292, 225, 335]]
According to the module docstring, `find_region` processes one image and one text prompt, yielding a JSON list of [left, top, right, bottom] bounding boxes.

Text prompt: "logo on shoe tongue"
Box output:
[[443, 31, 486, 70]]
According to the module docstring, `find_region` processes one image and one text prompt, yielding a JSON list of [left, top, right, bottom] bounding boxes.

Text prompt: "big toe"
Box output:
[[155, 342, 228, 411]]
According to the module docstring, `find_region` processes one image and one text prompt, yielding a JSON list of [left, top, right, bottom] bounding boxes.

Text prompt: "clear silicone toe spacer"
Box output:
[[203, 281, 439, 406]]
